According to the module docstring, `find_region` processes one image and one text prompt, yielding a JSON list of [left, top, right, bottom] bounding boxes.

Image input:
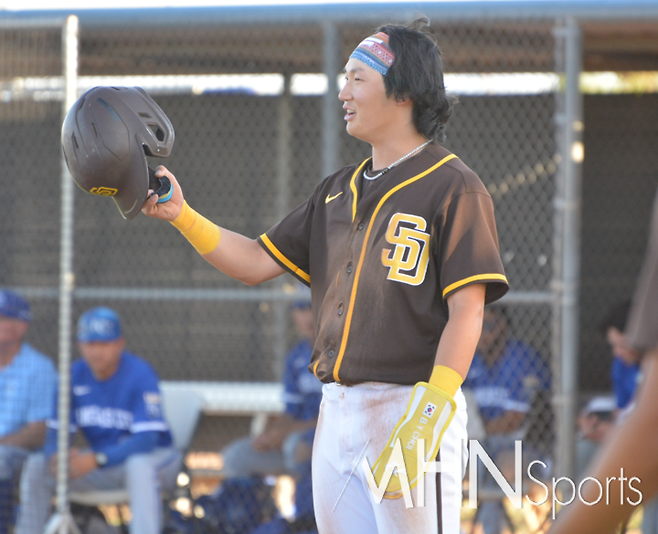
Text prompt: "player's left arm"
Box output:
[[0, 421, 47, 450], [434, 282, 486, 378], [371, 283, 486, 497]]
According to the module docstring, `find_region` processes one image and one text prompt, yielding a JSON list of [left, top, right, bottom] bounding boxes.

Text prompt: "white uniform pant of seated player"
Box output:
[[313, 382, 468, 534], [15, 447, 181, 534]]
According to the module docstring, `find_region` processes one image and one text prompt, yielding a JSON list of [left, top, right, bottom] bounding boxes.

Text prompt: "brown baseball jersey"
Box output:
[[258, 144, 509, 385], [627, 187, 658, 352]]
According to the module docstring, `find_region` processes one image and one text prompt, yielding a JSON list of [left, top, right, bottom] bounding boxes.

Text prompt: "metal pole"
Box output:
[[552, 16, 583, 482], [273, 73, 293, 379], [321, 20, 340, 178], [44, 14, 81, 534]]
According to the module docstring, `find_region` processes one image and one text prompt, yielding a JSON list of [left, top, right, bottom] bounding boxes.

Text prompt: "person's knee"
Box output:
[[19, 453, 52, 499], [0, 446, 27, 481], [282, 432, 312, 475], [21, 454, 47, 482], [221, 437, 254, 476]]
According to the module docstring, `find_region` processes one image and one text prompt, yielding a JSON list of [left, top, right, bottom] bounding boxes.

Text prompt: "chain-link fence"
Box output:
[[2, 7, 657, 533]]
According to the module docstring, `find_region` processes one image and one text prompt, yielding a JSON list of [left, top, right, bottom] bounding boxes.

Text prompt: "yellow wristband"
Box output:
[[170, 201, 221, 255], [428, 365, 463, 397]]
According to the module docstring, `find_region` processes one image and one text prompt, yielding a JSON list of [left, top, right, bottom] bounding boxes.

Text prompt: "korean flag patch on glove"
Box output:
[[370, 382, 457, 499]]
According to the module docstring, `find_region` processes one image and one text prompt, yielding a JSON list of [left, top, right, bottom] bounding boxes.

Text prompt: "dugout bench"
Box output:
[[159, 380, 285, 472]]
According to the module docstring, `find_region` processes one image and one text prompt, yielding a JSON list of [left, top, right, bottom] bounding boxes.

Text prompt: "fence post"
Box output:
[[321, 20, 340, 178], [552, 16, 584, 482], [46, 13, 81, 534]]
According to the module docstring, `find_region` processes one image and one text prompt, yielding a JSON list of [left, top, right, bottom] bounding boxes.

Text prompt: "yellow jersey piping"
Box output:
[[333, 153, 458, 382], [259, 234, 311, 284], [442, 273, 508, 299]]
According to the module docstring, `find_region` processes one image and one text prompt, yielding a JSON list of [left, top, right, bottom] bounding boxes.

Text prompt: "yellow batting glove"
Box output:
[[370, 366, 462, 500]]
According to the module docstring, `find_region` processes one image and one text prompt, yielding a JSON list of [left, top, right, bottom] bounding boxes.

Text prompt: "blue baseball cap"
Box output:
[[77, 307, 123, 343], [0, 289, 31, 322]]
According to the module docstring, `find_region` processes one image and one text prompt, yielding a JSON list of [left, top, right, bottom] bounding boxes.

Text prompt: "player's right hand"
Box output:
[[371, 382, 456, 499], [141, 165, 184, 222]]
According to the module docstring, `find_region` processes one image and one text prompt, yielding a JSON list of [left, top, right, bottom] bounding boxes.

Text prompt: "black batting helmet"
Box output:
[[61, 86, 175, 220]]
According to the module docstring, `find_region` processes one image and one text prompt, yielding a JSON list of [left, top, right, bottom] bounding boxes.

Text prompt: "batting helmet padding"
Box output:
[[61, 86, 175, 220]]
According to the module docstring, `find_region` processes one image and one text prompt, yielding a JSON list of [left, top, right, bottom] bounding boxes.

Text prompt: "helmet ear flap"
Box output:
[[61, 86, 175, 220]]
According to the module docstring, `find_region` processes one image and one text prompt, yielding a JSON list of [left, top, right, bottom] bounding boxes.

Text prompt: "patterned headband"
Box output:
[[349, 32, 395, 76]]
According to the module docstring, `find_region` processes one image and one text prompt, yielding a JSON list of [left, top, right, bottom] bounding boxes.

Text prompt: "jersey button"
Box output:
[[328, 350, 335, 358], [346, 263, 353, 274], [338, 304, 344, 316], [357, 223, 365, 230]]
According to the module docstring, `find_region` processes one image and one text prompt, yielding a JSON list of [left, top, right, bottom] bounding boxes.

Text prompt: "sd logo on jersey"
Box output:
[[381, 213, 430, 286]]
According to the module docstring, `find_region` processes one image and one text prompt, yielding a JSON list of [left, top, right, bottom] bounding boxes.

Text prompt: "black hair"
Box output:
[[376, 17, 457, 144], [599, 300, 631, 334]]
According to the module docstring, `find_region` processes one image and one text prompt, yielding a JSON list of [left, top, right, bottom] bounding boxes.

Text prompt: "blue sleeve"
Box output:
[[612, 358, 639, 409], [282, 348, 304, 419], [503, 348, 538, 410], [100, 431, 159, 467], [44, 427, 58, 458], [129, 364, 169, 434]]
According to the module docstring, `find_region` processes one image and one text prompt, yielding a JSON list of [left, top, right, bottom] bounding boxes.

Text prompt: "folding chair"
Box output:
[[69, 389, 202, 532]]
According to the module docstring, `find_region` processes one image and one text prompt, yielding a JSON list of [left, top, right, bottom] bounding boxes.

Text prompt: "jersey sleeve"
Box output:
[[282, 353, 304, 419], [436, 190, 509, 304], [130, 365, 169, 434], [257, 195, 316, 287]]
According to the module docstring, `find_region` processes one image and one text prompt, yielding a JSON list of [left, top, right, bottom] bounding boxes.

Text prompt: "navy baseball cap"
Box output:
[[0, 289, 31, 322], [77, 307, 123, 342]]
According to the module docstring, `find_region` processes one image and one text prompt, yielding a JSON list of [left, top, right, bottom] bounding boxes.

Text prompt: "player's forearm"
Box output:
[[435, 284, 486, 379], [288, 417, 318, 433], [484, 410, 525, 434], [550, 354, 658, 534], [99, 431, 159, 468], [0, 421, 46, 450], [202, 228, 286, 285]]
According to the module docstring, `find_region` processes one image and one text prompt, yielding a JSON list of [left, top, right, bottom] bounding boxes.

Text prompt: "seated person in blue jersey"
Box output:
[[0, 290, 57, 534], [575, 396, 616, 478], [221, 296, 321, 534], [464, 306, 551, 534], [15, 307, 181, 534]]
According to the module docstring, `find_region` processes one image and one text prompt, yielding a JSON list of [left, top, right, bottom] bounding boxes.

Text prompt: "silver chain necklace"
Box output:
[[363, 140, 431, 180]]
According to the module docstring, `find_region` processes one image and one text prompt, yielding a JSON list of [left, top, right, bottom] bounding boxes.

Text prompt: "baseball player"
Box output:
[[15, 307, 181, 534], [143, 17, 508, 533], [549, 186, 658, 534]]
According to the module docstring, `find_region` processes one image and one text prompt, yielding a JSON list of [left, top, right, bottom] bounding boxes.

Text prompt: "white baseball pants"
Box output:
[[312, 382, 468, 534]]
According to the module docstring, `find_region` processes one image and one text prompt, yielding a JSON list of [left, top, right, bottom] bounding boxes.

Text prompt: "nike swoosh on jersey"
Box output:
[[73, 386, 92, 396], [325, 192, 343, 204]]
